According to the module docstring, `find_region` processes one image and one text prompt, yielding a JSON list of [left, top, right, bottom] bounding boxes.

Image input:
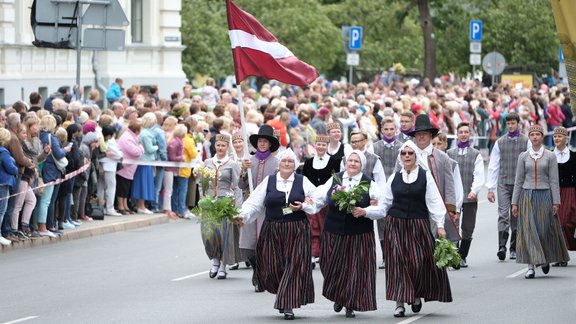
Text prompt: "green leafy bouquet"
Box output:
[[434, 237, 462, 268], [192, 196, 240, 234], [331, 173, 370, 214]]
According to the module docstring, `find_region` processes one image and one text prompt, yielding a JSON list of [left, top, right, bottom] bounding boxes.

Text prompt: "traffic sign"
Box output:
[[347, 52, 360, 66], [83, 0, 129, 27], [470, 54, 482, 66], [470, 20, 483, 41], [482, 52, 506, 75], [349, 26, 363, 50], [470, 41, 482, 53]]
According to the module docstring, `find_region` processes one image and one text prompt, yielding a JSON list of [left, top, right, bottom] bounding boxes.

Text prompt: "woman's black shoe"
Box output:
[[541, 263, 550, 274], [394, 306, 405, 318], [411, 298, 422, 313], [209, 271, 217, 278], [229, 263, 239, 270], [334, 303, 343, 313], [284, 311, 295, 320], [345, 309, 355, 318]]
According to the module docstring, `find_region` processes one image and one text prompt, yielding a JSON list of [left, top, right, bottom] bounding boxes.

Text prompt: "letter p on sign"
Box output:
[[469, 20, 482, 41], [349, 26, 363, 50]]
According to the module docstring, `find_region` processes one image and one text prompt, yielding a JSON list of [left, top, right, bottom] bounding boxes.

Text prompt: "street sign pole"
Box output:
[[76, 6, 82, 100], [349, 66, 353, 85]]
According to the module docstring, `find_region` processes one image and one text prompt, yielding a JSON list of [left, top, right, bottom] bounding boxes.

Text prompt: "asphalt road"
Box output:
[[1, 198, 575, 324]]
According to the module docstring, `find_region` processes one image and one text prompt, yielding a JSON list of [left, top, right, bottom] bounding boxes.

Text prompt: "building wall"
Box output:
[[0, 0, 186, 107]]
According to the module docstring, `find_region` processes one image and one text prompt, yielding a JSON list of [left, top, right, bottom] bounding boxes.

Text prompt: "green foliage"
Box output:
[[434, 237, 462, 268], [331, 173, 370, 214], [192, 197, 240, 235]]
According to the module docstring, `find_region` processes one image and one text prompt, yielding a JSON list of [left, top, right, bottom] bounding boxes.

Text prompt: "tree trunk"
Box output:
[[417, 0, 436, 80]]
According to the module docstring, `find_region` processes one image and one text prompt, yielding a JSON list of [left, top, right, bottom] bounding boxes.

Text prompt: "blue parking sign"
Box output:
[[349, 26, 363, 50], [470, 20, 482, 41]]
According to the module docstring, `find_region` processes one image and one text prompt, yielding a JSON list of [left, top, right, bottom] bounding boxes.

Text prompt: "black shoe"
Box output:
[[497, 247, 506, 260], [459, 258, 468, 268], [279, 309, 284, 314], [345, 309, 355, 318], [541, 263, 550, 274], [229, 263, 239, 270], [394, 306, 405, 318], [284, 311, 294, 320], [334, 303, 343, 313], [217, 270, 227, 279], [209, 271, 217, 278], [509, 250, 517, 260], [245, 261, 251, 268], [560, 261, 568, 267], [525, 268, 535, 279], [411, 298, 422, 313], [552, 262, 561, 267]]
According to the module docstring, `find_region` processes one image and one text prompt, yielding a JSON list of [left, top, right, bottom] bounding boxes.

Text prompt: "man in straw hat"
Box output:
[[239, 124, 280, 292], [486, 112, 528, 261], [302, 134, 341, 266]]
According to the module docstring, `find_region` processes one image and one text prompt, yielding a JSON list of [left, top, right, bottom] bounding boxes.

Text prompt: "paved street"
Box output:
[[1, 198, 575, 324]]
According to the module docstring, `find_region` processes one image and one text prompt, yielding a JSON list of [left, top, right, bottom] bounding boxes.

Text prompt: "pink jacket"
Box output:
[[546, 104, 565, 127], [166, 137, 184, 173], [117, 128, 144, 180]]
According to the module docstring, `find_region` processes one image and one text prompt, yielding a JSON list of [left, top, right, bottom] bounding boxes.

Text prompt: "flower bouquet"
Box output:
[[331, 173, 370, 214], [193, 165, 216, 196], [192, 195, 240, 234], [434, 237, 461, 268]]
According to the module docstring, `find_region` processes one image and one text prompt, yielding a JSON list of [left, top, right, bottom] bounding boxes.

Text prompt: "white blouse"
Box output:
[[314, 171, 386, 220], [240, 173, 317, 223], [381, 166, 447, 228], [554, 147, 570, 164]]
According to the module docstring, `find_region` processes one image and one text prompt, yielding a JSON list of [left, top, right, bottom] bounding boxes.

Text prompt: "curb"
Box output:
[[1, 214, 171, 253]]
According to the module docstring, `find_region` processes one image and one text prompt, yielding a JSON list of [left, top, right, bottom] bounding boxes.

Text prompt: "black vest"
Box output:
[[264, 174, 307, 222], [324, 172, 373, 235], [388, 168, 429, 220]]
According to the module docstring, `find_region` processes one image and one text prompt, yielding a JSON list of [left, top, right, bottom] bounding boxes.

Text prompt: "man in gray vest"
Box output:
[[447, 122, 485, 268], [397, 111, 415, 144], [370, 117, 402, 269], [486, 112, 528, 261]]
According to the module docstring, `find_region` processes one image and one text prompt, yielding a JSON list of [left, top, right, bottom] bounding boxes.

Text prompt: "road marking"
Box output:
[[397, 314, 427, 324], [1, 316, 39, 324], [506, 268, 527, 278], [171, 271, 209, 282]]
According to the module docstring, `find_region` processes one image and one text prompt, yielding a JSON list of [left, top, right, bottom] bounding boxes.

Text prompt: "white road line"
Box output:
[[506, 268, 527, 278], [1, 316, 39, 324], [171, 271, 209, 282], [397, 314, 427, 324]]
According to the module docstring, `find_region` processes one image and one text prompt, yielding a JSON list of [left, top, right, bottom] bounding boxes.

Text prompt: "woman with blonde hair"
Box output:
[[0, 128, 19, 245], [131, 112, 158, 214], [173, 117, 197, 218], [163, 124, 187, 219]]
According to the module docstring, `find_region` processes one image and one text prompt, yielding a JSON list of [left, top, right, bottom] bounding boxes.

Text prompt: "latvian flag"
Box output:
[[226, 0, 320, 86]]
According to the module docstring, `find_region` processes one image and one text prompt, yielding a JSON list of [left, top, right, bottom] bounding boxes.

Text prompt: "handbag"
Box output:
[[48, 135, 68, 173], [86, 196, 105, 220]]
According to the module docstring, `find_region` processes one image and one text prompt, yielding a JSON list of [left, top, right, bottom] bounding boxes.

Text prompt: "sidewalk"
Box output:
[[1, 213, 173, 253]]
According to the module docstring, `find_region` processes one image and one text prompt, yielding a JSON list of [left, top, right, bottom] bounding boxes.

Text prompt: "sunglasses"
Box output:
[[400, 151, 415, 156]]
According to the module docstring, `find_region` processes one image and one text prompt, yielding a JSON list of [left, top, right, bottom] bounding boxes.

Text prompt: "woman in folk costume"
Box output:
[[552, 127, 576, 265], [313, 149, 386, 318], [228, 132, 248, 270], [201, 134, 241, 280], [302, 134, 340, 266], [237, 148, 317, 320], [380, 140, 452, 318], [512, 125, 570, 279], [238, 125, 279, 292]]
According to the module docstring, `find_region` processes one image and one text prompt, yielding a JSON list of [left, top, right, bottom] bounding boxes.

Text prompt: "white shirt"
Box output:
[[212, 154, 230, 166], [381, 166, 447, 228], [528, 145, 544, 159], [457, 146, 485, 195], [312, 153, 330, 169], [453, 164, 464, 210], [486, 139, 531, 191], [240, 173, 317, 223], [101, 138, 123, 172], [314, 171, 386, 220], [554, 147, 570, 164]]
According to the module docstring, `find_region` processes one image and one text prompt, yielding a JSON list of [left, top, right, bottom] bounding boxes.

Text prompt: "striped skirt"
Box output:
[[256, 219, 314, 310], [201, 219, 239, 265], [559, 187, 576, 250], [320, 230, 377, 312], [307, 206, 328, 257], [383, 216, 452, 303], [517, 189, 570, 264]]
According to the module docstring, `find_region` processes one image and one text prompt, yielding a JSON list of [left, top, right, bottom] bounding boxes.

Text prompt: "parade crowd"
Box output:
[[0, 75, 575, 319]]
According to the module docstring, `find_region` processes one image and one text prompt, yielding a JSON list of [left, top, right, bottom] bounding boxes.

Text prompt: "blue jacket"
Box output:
[[139, 128, 158, 161], [151, 124, 168, 161], [0, 147, 19, 189], [39, 131, 67, 182], [106, 82, 122, 102]]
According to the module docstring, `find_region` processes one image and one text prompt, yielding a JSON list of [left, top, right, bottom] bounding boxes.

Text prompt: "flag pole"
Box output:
[[236, 83, 254, 193]]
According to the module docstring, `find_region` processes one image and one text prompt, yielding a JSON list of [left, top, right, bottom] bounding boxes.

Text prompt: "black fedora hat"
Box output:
[[407, 114, 439, 137], [249, 124, 280, 152]]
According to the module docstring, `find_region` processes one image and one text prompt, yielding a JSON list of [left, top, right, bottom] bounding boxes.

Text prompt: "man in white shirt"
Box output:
[[447, 122, 485, 268]]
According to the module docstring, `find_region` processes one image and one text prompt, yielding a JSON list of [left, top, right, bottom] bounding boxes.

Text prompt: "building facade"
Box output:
[[0, 0, 186, 107]]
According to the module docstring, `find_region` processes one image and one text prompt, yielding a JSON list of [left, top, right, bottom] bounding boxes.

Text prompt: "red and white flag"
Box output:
[[226, 0, 319, 86]]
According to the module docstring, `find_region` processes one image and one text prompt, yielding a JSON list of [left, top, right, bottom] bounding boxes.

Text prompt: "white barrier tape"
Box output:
[[0, 160, 91, 201], [113, 159, 202, 168]]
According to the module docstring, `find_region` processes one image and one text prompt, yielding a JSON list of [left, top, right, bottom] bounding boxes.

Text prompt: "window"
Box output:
[[0, 88, 4, 108], [131, 0, 143, 43]]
